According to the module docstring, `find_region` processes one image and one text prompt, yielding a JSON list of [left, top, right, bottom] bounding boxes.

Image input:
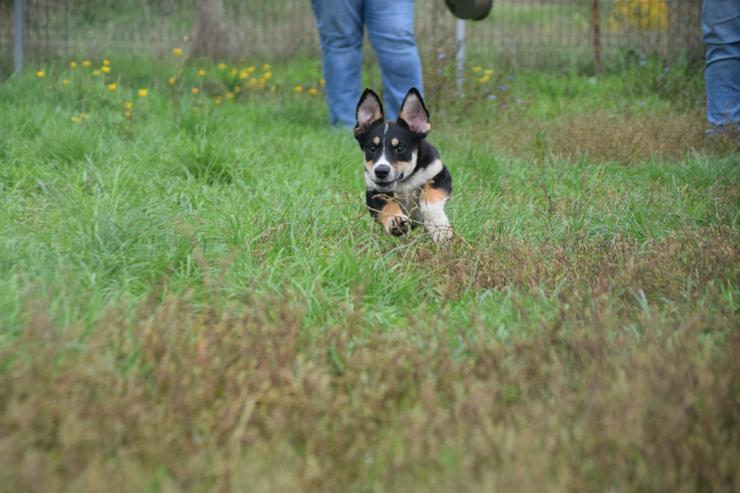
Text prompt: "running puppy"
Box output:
[[354, 88, 453, 243]]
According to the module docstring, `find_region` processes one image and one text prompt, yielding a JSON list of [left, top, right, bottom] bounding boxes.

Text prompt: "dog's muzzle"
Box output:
[[372, 180, 396, 192], [373, 164, 391, 180], [370, 169, 408, 192]]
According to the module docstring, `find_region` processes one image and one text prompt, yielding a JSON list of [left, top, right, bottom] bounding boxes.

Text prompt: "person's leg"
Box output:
[[702, 0, 740, 131], [310, 0, 364, 127], [364, 0, 423, 121]]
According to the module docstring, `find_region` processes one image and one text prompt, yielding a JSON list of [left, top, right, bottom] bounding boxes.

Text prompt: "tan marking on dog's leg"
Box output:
[[422, 182, 449, 203], [378, 200, 410, 236], [378, 200, 402, 227]]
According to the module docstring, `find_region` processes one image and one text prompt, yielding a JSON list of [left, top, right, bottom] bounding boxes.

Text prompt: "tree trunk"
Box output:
[[194, 0, 231, 57]]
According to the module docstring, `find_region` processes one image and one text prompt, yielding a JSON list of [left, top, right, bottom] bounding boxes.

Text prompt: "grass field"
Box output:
[[0, 55, 738, 492]]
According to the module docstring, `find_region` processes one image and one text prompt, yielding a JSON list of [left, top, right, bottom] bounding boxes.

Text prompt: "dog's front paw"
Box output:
[[430, 225, 453, 243], [385, 215, 411, 237]]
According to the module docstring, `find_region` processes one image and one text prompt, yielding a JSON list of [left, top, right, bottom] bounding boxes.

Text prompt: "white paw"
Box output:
[[430, 225, 453, 243], [385, 215, 411, 237]]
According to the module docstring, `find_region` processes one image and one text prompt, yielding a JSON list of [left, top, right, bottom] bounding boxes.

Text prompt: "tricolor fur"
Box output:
[[354, 88, 453, 243]]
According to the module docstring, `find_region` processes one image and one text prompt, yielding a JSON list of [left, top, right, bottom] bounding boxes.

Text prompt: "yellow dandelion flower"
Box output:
[[101, 66, 111, 74], [308, 87, 319, 96], [173, 47, 183, 57], [168, 77, 177, 86], [62, 79, 70, 86], [69, 61, 78, 69], [294, 85, 304, 94], [218, 63, 227, 70], [478, 75, 491, 84], [36, 70, 46, 78], [239, 70, 249, 80], [82, 60, 91, 68], [102, 58, 110, 66], [108, 82, 117, 92], [472, 66, 482, 73], [138, 88, 148, 97], [263, 71, 272, 80], [92, 69, 101, 77], [262, 63, 270, 70], [225, 92, 235, 100], [124, 101, 133, 110], [198, 69, 206, 77], [319, 78, 325, 87], [246, 65, 256, 73], [191, 87, 200, 94], [214, 96, 222, 106], [483, 68, 493, 76]]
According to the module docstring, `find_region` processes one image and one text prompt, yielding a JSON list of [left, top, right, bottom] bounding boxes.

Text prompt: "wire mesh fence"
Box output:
[[0, 0, 704, 77]]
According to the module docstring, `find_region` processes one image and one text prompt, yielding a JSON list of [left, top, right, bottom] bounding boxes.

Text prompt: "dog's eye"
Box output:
[[367, 145, 377, 153], [396, 145, 406, 153]]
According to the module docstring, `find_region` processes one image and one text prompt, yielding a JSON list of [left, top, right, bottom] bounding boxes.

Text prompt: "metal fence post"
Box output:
[[456, 19, 465, 98], [14, 0, 25, 74]]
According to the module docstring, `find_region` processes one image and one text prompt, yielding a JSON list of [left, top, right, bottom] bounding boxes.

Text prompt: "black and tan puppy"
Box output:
[[354, 88, 453, 243]]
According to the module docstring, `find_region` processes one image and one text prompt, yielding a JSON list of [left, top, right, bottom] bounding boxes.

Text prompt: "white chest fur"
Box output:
[[394, 158, 443, 193]]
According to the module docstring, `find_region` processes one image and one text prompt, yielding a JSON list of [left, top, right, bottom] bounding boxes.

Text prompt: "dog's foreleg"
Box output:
[[420, 198, 452, 243], [420, 185, 452, 243], [366, 191, 410, 237]]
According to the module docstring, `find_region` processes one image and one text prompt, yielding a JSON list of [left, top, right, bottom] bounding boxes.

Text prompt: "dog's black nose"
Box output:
[[374, 165, 391, 180]]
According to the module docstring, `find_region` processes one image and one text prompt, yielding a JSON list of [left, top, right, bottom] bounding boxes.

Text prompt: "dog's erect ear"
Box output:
[[398, 88, 431, 137], [354, 89, 384, 138]]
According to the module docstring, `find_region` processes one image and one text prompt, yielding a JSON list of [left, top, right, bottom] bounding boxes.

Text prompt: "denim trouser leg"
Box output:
[[310, 0, 364, 127], [311, 0, 424, 126], [702, 0, 740, 127], [365, 0, 424, 121]]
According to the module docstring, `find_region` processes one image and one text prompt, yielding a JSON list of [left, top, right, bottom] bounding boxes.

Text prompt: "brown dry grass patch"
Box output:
[[418, 227, 738, 300], [464, 109, 739, 163]]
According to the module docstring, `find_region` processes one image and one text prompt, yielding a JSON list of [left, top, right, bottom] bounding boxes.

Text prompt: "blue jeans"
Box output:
[[703, 0, 740, 128], [310, 0, 424, 127]]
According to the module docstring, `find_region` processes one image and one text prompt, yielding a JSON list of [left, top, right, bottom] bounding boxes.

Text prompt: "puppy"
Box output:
[[354, 88, 453, 243]]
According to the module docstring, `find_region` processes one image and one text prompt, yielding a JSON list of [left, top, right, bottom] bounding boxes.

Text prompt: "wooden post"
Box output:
[[592, 0, 602, 74]]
